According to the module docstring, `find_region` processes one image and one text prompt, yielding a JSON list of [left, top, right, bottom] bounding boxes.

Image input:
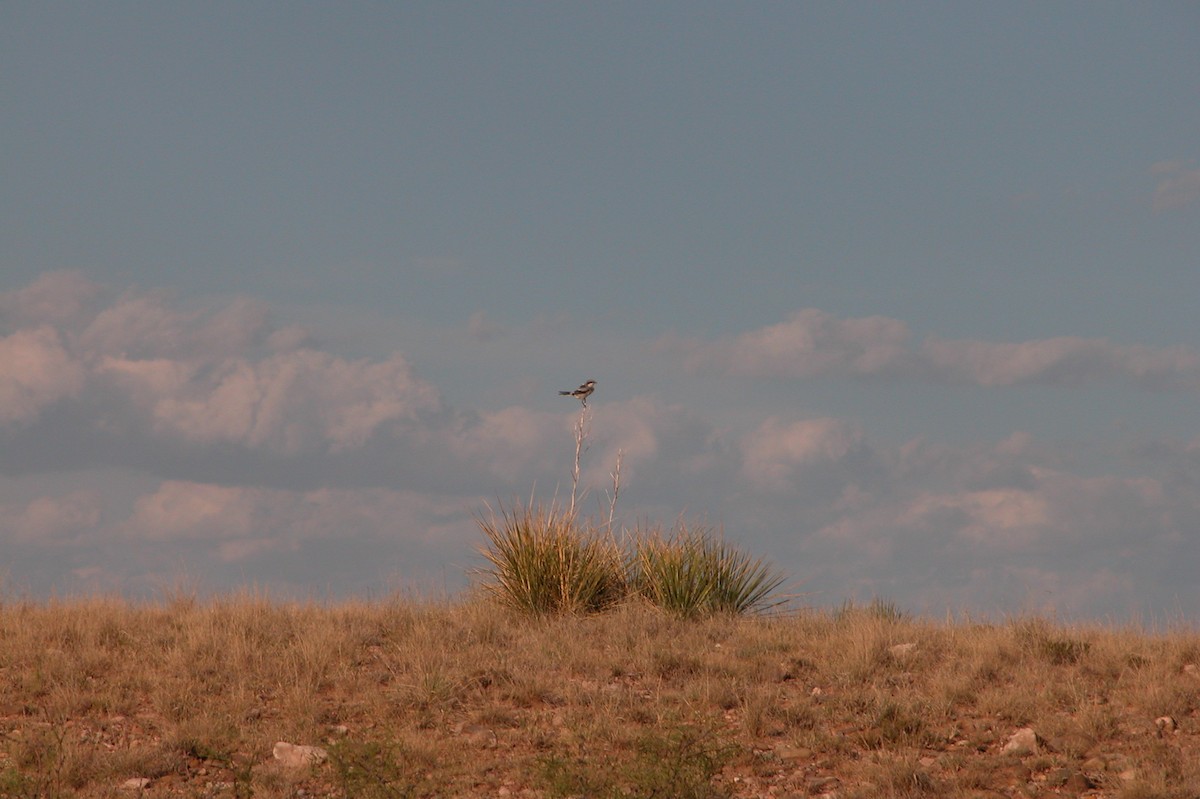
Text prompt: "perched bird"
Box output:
[[559, 380, 596, 406]]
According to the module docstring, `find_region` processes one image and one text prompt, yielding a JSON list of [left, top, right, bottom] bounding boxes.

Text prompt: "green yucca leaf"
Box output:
[[632, 524, 785, 617], [475, 502, 626, 615]]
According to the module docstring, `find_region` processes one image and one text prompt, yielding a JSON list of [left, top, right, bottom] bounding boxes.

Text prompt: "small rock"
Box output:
[[1183, 663, 1200, 678], [1081, 756, 1107, 772], [1042, 732, 1095, 756], [1155, 715, 1178, 736], [888, 643, 917, 658], [331, 724, 350, 736], [1001, 727, 1040, 756], [272, 741, 328, 768], [806, 776, 839, 793], [1066, 771, 1096, 791], [121, 777, 152, 790], [776, 745, 811, 763]]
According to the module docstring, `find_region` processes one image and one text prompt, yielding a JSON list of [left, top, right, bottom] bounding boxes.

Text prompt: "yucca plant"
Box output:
[[630, 530, 713, 618], [632, 524, 786, 617], [475, 502, 626, 615]]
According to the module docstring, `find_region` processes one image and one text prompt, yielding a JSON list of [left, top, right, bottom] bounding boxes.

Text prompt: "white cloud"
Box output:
[[120, 480, 479, 570], [0, 326, 86, 424], [0, 270, 103, 330], [1151, 161, 1200, 212], [740, 417, 864, 492], [5, 272, 1200, 618], [447, 405, 559, 481], [922, 336, 1200, 389], [467, 310, 502, 343], [794, 441, 1192, 617], [94, 349, 445, 454], [0, 273, 445, 455], [79, 289, 274, 361], [677, 308, 914, 379], [672, 309, 1200, 391], [10, 490, 103, 545]]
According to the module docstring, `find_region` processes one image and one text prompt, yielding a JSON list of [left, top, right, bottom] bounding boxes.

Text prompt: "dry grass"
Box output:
[[1, 594, 1199, 798]]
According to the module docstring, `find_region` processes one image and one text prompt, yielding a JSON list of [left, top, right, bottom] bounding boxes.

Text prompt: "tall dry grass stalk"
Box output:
[[605, 448, 623, 534], [567, 405, 590, 517]]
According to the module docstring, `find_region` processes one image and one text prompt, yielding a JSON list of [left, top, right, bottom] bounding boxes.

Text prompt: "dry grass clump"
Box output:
[[2, 595, 1200, 797]]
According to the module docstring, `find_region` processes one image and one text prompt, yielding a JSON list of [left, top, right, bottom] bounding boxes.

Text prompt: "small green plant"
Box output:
[[327, 739, 419, 799], [2, 723, 72, 799], [0, 767, 44, 799], [475, 501, 626, 615], [1039, 636, 1091, 665], [540, 722, 736, 799], [631, 524, 786, 617], [836, 597, 908, 623], [874, 701, 927, 747], [1013, 618, 1091, 664]]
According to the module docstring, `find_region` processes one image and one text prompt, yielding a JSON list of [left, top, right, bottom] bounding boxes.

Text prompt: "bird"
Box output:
[[559, 379, 596, 406]]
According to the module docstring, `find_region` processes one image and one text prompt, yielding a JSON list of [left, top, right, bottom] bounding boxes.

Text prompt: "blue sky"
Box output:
[[3, 3, 1200, 619]]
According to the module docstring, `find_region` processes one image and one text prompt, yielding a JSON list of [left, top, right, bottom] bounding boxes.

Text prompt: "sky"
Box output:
[[3, 3, 1200, 620]]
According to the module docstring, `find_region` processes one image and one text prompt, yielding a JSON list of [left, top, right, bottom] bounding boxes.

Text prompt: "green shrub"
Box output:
[[631, 524, 785, 617], [836, 597, 908, 624], [540, 722, 736, 799], [475, 502, 626, 615], [327, 739, 420, 799]]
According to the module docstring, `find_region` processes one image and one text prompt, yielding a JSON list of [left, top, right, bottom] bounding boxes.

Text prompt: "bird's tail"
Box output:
[[558, 390, 571, 395]]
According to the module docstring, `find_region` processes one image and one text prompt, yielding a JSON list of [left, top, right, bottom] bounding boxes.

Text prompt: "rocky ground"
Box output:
[[1, 597, 1198, 797]]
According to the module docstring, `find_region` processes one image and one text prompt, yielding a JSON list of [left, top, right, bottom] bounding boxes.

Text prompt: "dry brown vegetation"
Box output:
[[2, 594, 1200, 798]]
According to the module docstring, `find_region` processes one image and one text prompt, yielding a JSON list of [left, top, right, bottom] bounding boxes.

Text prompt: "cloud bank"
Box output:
[[671, 308, 1200, 391], [4, 272, 1200, 619], [1151, 160, 1200, 212]]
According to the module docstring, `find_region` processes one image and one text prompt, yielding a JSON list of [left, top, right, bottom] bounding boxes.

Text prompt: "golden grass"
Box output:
[[1, 594, 1199, 797]]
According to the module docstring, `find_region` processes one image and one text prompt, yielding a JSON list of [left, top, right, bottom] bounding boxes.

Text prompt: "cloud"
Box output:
[[79, 289, 274, 361], [921, 336, 1200, 389], [447, 405, 559, 481], [676, 309, 914, 379], [0, 327, 87, 424], [0, 270, 103, 330], [0, 273, 445, 454], [1151, 160, 1200, 212], [789, 434, 1194, 618], [39, 479, 470, 596], [9, 490, 103, 545], [740, 417, 864, 492], [6, 272, 1200, 618], [467, 310, 502, 343], [671, 309, 1200, 391], [105, 349, 444, 453]]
